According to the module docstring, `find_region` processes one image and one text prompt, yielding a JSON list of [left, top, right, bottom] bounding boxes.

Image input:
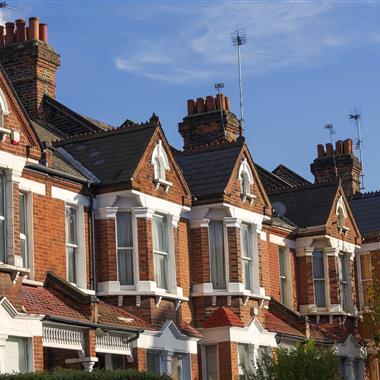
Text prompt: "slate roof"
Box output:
[[255, 163, 292, 194], [175, 141, 244, 199], [55, 124, 157, 186], [272, 164, 311, 187], [268, 182, 339, 228], [350, 191, 380, 235], [203, 307, 245, 328]]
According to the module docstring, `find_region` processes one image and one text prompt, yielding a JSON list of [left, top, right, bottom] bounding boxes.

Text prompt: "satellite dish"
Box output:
[[272, 201, 286, 217]]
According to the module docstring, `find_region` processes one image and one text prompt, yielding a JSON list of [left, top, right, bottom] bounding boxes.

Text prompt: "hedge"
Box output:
[[0, 369, 171, 380]]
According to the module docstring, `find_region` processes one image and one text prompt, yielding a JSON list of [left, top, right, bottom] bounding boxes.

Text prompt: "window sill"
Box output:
[[153, 178, 172, 192], [0, 262, 30, 284], [191, 284, 269, 300]]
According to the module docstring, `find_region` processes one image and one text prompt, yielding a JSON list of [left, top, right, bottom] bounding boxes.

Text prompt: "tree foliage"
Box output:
[[361, 279, 380, 350], [243, 340, 340, 380]]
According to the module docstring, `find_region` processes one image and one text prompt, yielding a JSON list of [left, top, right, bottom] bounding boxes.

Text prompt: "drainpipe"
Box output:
[[89, 185, 97, 293]]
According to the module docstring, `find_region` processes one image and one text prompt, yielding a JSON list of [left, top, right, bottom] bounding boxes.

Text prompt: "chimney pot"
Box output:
[[343, 139, 353, 155], [216, 93, 225, 110], [224, 96, 230, 111], [15, 19, 26, 43], [326, 143, 333, 156], [5, 22, 15, 45], [39, 23, 48, 43], [28, 17, 39, 40], [187, 99, 195, 115], [335, 140, 343, 155], [317, 144, 325, 158], [196, 97, 206, 113], [205, 96, 215, 112]]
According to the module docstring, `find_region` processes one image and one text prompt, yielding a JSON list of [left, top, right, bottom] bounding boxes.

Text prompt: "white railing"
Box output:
[[96, 332, 131, 355], [43, 325, 84, 350]]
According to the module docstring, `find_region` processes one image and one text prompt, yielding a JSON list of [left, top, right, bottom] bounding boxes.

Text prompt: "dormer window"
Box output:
[[336, 196, 349, 234], [151, 140, 172, 192], [238, 158, 255, 204], [0, 89, 11, 142]]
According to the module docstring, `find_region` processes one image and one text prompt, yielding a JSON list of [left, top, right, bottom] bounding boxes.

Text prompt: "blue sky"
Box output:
[[3, 1, 380, 191]]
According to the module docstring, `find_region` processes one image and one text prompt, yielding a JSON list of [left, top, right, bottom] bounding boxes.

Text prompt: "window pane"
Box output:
[[0, 219, 5, 262], [154, 252, 167, 289], [279, 247, 286, 277], [5, 337, 28, 373], [153, 216, 167, 253], [314, 280, 326, 308], [118, 248, 134, 285], [312, 251, 324, 278], [19, 193, 26, 235], [209, 220, 226, 289], [111, 354, 124, 370], [360, 254, 371, 281], [240, 223, 251, 258], [243, 260, 252, 290], [65, 207, 77, 245], [20, 238, 27, 268], [205, 345, 218, 380], [147, 351, 160, 374], [116, 212, 133, 247], [67, 247, 77, 284]]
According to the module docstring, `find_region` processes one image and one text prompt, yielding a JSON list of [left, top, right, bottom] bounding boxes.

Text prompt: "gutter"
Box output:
[[43, 315, 143, 341], [25, 163, 91, 185]]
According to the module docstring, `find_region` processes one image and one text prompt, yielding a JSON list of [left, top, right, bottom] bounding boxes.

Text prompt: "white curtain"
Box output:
[[209, 220, 226, 289]]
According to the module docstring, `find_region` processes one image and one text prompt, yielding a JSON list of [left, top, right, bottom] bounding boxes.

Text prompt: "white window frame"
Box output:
[[312, 250, 328, 309], [115, 210, 135, 288], [4, 336, 30, 374], [19, 192, 29, 269], [279, 246, 292, 309], [241, 222, 254, 291], [208, 219, 228, 290]]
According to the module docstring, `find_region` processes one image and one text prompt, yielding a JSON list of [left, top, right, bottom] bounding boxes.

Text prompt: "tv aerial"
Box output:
[[324, 123, 338, 177], [349, 108, 365, 191], [0, 2, 23, 11]]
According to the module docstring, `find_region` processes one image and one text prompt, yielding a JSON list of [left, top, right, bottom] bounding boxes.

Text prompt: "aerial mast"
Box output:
[[230, 29, 247, 136], [349, 109, 365, 191], [214, 82, 225, 134], [325, 123, 338, 177]]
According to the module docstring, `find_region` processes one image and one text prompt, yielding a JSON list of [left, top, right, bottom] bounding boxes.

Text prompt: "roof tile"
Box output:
[[203, 307, 244, 328]]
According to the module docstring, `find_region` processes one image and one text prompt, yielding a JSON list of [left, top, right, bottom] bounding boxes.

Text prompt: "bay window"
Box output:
[[238, 343, 253, 380], [19, 192, 28, 268], [0, 173, 5, 263], [208, 220, 226, 290], [65, 205, 78, 284], [4, 337, 29, 373], [240, 223, 253, 290], [152, 214, 168, 289], [116, 211, 134, 286], [339, 253, 352, 312], [312, 250, 326, 308]]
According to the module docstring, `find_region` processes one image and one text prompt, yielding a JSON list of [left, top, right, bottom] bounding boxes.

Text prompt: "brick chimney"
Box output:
[[178, 93, 241, 151], [310, 138, 362, 198], [0, 17, 60, 119]]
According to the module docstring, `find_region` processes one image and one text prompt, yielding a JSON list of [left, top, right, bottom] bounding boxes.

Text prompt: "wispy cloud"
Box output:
[[115, 1, 379, 84]]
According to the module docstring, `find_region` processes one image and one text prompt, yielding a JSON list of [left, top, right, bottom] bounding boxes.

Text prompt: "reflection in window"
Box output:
[[152, 215, 168, 289], [205, 345, 218, 380], [19, 192, 28, 268], [209, 220, 226, 289], [339, 254, 352, 312], [241, 223, 252, 290]]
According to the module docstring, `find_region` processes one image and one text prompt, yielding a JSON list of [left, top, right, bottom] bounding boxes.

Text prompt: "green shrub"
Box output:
[[244, 340, 340, 380], [0, 368, 171, 380]]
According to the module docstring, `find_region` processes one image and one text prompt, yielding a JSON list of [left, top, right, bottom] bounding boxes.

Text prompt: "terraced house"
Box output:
[[0, 15, 375, 380]]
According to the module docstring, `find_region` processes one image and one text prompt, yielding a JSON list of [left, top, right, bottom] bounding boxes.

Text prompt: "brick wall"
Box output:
[[218, 341, 238, 380], [33, 336, 44, 371]]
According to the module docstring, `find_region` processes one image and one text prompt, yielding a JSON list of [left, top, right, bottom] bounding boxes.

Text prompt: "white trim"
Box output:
[[0, 89, 9, 115], [18, 178, 45, 196], [296, 235, 358, 256], [269, 234, 296, 249], [52, 186, 89, 206], [334, 335, 366, 359]]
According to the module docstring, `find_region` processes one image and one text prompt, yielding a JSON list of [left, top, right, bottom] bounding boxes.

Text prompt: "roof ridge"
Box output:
[[273, 164, 311, 184], [80, 114, 114, 130], [352, 190, 380, 199], [178, 139, 244, 156], [269, 179, 339, 195]]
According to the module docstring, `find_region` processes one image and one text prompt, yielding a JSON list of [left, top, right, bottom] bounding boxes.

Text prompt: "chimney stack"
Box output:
[[179, 93, 240, 151], [311, 138, 362, 198], [0, 17, 60, 119]]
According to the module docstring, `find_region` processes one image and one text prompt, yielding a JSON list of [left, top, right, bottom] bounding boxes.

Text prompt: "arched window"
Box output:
[[151, 140, 172, 191], [238, 158, 255, 203], [336, 196, 348, 233], [0, 89, 9, 130], [337, 207, 345, 228]]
